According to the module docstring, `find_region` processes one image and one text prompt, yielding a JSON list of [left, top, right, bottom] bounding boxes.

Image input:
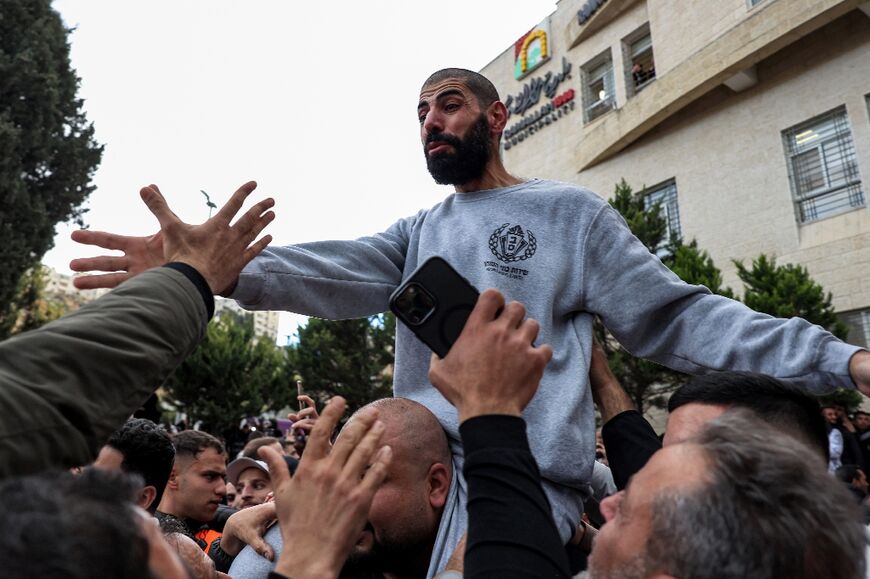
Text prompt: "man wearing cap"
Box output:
[[227, 457, 272, 510]]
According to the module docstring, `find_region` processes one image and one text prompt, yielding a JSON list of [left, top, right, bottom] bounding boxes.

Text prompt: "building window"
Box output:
[[782, 107, 864, 224], [840, 308, 870, 348], [581, 51, 615, 123], [624, 27, 656, 96], [748, 0, 766, 7], [643, 179, 681, 253]]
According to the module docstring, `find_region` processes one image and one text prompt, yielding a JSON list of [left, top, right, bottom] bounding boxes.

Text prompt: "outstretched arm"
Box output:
[[581, 205, 865, 396], [70, 181, 274, 294], [0, 181, 274, 478]]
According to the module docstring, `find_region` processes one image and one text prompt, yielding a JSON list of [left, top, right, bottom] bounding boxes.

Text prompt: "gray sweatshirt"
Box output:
[[232, 178, 861, 569]]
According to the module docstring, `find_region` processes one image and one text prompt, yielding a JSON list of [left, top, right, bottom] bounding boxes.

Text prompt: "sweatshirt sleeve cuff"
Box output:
[[163, 263, 214, 320], [459, 415, 530, 455], [818, 339, 865, 388]]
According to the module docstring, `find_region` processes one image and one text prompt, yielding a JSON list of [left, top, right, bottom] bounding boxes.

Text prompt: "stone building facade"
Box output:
[[481, 0, 870, 346]]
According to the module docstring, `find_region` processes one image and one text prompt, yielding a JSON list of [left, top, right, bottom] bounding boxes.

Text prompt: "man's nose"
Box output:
[[422, 109, 444, 139]]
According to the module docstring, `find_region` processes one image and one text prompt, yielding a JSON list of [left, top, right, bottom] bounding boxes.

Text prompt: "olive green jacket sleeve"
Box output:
[[0, 267, 208, 478]]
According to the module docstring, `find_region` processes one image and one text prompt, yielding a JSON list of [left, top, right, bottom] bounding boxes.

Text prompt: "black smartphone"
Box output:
[[389, 257, 479, 358]]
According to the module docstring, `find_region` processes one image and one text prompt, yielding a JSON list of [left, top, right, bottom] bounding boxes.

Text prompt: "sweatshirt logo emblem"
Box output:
[[489, 223, 537, 262]]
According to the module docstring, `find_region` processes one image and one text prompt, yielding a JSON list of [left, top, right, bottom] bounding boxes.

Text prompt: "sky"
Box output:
[[44, 0, 557, 344]]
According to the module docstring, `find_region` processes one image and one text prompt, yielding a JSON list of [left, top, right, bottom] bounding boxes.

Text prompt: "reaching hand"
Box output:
[[70, 229, 164, 290], [288, 395, 320, 436], [218, 502, 278, 560], [260, 396, 392, 579], [428, 288, 553, 423], [71, 181, 274, 295]]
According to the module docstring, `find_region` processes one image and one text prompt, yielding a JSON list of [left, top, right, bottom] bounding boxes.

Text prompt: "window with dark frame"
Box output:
[[643, 179, 681, 256], [782, 107, 864, 224], [627, 30, 655, 95], [839, 308, 870, 349], [581, 51, 615, 123]]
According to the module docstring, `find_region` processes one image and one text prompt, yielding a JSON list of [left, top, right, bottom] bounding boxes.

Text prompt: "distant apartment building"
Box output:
[[481, 0, 870, 346], [45, 266, 109, 304], [214, 297, 281, 343]]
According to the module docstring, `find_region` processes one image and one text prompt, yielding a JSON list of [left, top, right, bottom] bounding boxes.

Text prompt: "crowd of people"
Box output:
[[4, 67, 870, 578]]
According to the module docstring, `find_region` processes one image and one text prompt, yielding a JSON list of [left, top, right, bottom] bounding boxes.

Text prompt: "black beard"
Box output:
[[425, 113, 492, 186], [342, 524, 433, 578]]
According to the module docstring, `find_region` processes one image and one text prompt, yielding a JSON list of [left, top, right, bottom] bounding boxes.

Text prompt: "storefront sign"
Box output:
[[514, 19, 551, 80], [505, 57, 572, 118], [504, 89, 576, 150]]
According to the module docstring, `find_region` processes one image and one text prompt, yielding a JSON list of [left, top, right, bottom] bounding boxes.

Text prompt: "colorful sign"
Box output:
[[514, 19, 551, 80]]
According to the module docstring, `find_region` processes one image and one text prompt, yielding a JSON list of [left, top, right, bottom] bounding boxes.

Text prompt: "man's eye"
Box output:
[[445, 103, 460, 112]]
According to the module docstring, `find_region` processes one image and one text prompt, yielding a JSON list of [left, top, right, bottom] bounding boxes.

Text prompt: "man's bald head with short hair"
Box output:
[[353, 397, 452, 476], [421, 68, 500, 110]]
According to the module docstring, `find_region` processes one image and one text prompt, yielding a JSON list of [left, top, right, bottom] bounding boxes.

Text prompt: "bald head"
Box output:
[[422, 68, 500, 110], [352, 398, 451, 475]]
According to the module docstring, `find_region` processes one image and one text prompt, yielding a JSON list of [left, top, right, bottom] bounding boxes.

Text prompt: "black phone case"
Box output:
[[389, 257, 480, 358]]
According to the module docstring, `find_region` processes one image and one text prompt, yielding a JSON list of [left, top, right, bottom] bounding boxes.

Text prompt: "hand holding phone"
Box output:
[[427, 288, 553, 422], [389, 257, 479, 358]]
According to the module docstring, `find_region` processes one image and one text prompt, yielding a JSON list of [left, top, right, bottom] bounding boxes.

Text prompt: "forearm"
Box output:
[[460, 415, 571, 579], [584, 206, 861, 391], [0, 266, 209, 477], [231, 222, 412, 318], [592, 374, 635, 424]]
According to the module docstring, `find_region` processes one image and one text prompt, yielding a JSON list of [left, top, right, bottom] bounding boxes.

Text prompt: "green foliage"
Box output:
[[8, 265, 67, 334], [0, 0, 103, 337], [163, 313, 292, 438], [288, 313, 396, 417], [734, 254, 848, 339], [817, 388, 864, 414], [663, 240, 734, 299], [609, 178, 667, 253]]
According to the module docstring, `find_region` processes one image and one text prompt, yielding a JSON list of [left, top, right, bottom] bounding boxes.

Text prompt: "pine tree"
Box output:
[[734, 254, 848, 339], [0, 0, 103, 337], [163, 313, 292, 441], [288, 313, 395, 416]]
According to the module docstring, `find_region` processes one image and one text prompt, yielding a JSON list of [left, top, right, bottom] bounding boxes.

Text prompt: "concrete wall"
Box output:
[[579, 15, 870, 310]]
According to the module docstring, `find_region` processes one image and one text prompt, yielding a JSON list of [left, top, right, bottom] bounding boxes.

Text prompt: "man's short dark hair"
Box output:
[[242, 436, 282, 459], [422, 68, 500, 109], [667, 372, 828, 460], [172, 429, 226, 461], [2, 469, 152, 579], [108, 418, 175, 513], [645, 411, 866, 579]]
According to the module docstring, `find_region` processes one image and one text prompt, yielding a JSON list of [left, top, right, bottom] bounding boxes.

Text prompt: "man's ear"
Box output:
[[139, 485, 157, 511], [427, 462, 451, 510], [166, 465, 180, 491], [487, 101, 509, 134]]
